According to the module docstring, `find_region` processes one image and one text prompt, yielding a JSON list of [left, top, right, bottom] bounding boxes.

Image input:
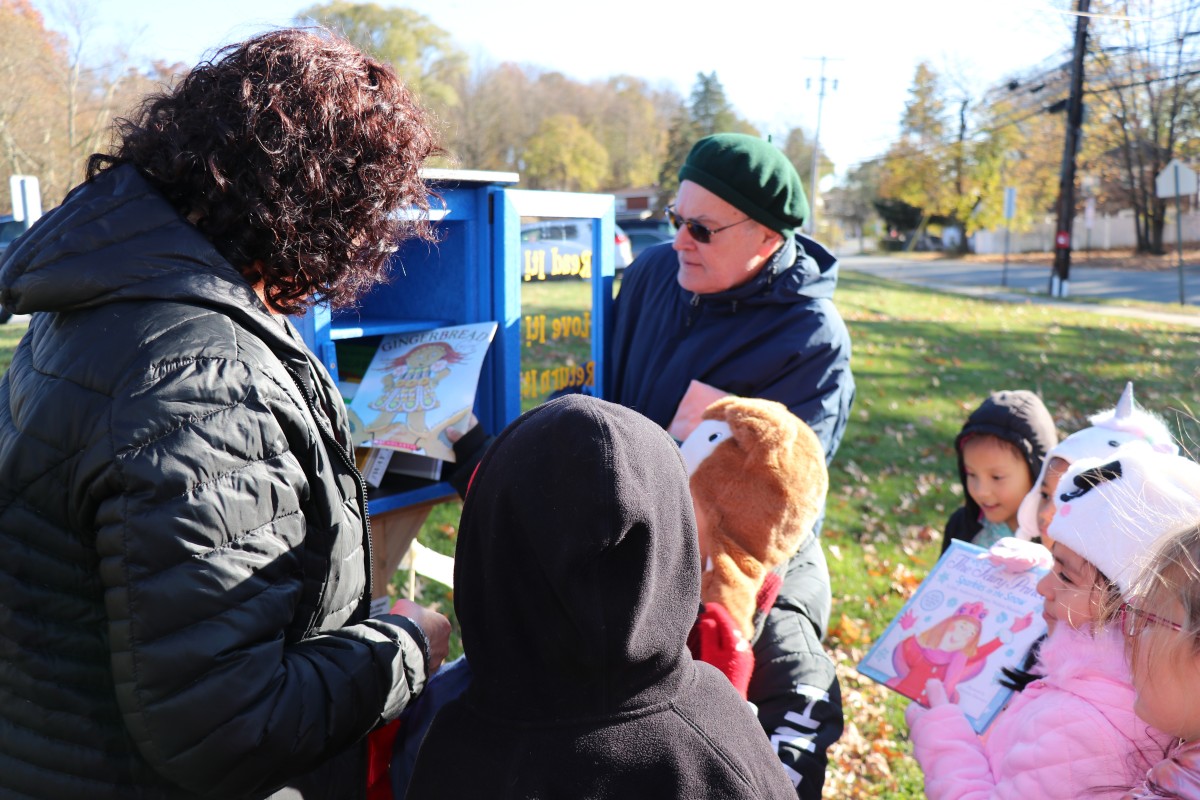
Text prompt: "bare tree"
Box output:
[[0, 0, 67, 201], [1084, 0, 1200, 253]]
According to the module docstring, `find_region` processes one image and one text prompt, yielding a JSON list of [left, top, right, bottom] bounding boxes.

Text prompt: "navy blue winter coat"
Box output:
[[605, 234, 853, 798], [606, 234, 854, 463]]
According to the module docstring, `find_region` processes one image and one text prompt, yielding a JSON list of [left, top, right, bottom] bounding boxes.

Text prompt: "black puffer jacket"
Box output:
[[0, 166, 429, 799]]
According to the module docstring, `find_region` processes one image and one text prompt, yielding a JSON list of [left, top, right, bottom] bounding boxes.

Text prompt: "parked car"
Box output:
[[617, 217, 676, 259], [0, 215, 27, 324], [520, 219, 633, 281], [0, 214, 24, 257]]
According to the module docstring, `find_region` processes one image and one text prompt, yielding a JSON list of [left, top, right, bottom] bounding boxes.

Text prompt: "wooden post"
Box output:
[[370, 503, 436, 602]]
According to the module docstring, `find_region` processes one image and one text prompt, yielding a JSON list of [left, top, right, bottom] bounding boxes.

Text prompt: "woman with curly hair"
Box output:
[[0, 28, 450, 800]]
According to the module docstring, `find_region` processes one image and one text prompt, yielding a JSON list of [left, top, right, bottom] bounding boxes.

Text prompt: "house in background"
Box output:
[[613, 186, 663, 221]]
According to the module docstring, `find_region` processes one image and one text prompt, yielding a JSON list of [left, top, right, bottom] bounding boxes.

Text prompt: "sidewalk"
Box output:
[[841, 254, 1200, 329]]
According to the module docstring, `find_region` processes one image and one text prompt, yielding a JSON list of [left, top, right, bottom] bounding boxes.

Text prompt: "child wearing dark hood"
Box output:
[[405, 394, 796, 799], [941, 390, 1057, 555]]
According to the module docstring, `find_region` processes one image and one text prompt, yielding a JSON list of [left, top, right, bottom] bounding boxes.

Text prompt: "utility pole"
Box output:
[[1051, 0, 1091, 298], [805, 57, 838, 235]]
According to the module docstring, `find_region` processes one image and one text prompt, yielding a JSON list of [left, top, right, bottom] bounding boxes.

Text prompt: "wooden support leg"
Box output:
[[370, 503, 435, 602]]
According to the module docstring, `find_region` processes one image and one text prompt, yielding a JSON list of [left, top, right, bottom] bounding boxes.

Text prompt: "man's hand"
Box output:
[[391, 598, 451, 672]]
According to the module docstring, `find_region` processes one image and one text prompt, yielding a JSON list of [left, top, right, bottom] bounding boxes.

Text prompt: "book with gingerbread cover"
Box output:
[[346, 321, 498, 463], [856, 539, 1050, 733]]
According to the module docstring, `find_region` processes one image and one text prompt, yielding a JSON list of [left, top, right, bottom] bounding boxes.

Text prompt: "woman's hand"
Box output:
[[391, 599, 451, 672]]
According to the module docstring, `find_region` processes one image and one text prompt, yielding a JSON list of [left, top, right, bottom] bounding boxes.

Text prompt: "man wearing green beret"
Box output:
[[606, 132, 853, 799]]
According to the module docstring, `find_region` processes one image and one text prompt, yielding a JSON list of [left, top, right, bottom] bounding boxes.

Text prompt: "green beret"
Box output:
[[678, 133, 809, 238]]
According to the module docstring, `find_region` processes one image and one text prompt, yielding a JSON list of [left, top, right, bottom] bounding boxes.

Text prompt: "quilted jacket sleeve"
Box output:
[[911, 692, 1142, 800], [92, 354, 428, 797]]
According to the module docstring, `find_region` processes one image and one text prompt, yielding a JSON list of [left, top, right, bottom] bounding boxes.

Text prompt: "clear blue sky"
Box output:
[[36, 0, 1075, 182]]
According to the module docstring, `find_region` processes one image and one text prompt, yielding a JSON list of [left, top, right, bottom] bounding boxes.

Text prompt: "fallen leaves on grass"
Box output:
[[824, 648, 917, 798], [829, 613, 865, 646], [889, 563, 922, 597]]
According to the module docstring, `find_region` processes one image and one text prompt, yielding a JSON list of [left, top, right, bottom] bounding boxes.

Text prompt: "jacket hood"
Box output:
[[453, 394, 700, 723], [0, 165, 270, 327], [696, 232, 840, 308], [955, 390, 1057, 528]]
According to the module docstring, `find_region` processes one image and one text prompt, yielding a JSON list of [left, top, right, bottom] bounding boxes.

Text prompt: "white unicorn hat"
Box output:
[[1049, 446, 1200, 592], [1015, 382, 1178, 540]]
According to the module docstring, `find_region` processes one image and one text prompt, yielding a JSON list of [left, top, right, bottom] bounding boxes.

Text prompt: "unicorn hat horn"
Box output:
[[1115, 381, 1134, 421]]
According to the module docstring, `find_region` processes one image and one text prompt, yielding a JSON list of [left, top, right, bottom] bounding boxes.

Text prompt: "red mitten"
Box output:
[[366, 718, 402, 800], [687, 601, 755, 698]]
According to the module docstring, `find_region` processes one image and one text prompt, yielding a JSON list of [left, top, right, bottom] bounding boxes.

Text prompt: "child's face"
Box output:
[[1129, 594, 1200, 741], [962, 436, 1031, 531], [1036, 542, 1104, 634], [1035, 457, 1070, 550]]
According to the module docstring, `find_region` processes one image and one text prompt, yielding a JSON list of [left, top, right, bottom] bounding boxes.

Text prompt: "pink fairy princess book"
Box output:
[[857, 540, 1049, 733]]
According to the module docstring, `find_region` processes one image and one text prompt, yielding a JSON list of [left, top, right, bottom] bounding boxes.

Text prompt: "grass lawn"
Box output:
[[4, 272, 1197, 798], [0, 319, 27, 373]]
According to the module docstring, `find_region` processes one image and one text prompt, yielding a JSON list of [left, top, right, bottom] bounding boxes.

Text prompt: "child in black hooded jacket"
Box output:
[[941, 389, 1057, 555], [405, 394, 796, 800]]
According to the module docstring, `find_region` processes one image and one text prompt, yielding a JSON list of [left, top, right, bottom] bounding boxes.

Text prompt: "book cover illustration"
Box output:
[[666, 379, 730, 442], [348, 321, 498, 462], [856, 539, 1049, 733]]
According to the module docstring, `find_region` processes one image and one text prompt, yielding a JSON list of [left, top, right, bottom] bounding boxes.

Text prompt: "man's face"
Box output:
[[672, 180, 783, 295]]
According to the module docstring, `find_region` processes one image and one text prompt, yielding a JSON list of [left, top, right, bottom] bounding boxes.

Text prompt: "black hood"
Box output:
[[955, 389, 1058, 526], [453, 394, 699, 723]]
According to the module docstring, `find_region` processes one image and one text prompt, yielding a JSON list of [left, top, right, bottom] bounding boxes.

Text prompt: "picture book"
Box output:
[[667, 379, 730, 442], [347, 321, 498, 462], [856, 539, 1050, 733]]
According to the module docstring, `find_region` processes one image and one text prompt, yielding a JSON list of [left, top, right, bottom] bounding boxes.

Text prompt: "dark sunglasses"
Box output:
[[1118, 602, 1183, 637], [666, 206, 753, 244]]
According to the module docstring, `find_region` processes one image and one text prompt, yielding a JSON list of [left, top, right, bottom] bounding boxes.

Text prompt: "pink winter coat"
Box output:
[[1124, 740, 1200, 799], [910, 625, 1172, 799]]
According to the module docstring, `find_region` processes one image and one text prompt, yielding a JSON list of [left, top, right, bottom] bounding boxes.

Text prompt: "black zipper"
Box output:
[[284, 364, 375, 609]]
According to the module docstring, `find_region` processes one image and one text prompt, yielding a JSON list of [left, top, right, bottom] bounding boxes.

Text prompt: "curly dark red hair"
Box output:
[[88, 28, 441, 313]]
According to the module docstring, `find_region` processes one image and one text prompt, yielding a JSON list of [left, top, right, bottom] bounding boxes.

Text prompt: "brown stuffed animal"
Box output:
[[681, 396, 829, 640]]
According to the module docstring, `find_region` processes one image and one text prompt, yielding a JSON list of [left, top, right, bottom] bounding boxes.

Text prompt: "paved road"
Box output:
[[839, 253, 1200, 328]]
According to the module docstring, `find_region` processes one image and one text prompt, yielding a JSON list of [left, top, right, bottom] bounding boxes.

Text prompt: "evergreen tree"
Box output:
[[657, 105, 699, 204], [689, 71, 739, 136]]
